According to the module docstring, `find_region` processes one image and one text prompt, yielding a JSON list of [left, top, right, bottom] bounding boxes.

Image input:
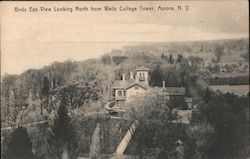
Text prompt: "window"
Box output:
[[142, 73, 145, 78], [135, 86, 138, 90], [139, 72, 144, 78], [118, 91, 122, 96]]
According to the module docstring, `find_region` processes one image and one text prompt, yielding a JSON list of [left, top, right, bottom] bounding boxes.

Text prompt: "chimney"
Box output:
[[162, 81, 166, 89], [122, 73, 126, 81], [130, 72, 134, 80]]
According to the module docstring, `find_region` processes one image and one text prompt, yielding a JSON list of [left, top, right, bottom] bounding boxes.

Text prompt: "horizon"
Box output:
[[1, 37, 248, 76], [1, 1, 249, 75]]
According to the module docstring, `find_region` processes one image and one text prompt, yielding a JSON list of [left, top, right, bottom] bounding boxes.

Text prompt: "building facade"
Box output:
[[112, 66, 150, 106]]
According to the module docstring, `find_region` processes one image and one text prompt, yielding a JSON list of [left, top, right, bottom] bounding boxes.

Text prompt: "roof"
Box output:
[[112, 80, 148, 90], [126, 83, 148, 90], [136, 66, 150, 71], [163, 87, 185, 95], [112, 80, 132, 89]]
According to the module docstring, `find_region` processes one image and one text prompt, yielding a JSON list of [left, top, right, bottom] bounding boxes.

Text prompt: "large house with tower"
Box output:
[[112, 66, 192, 108], [112, 66, 150, 106]]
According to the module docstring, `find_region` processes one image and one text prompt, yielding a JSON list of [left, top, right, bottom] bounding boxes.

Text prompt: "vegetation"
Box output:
[[1, 38, 249, 159], [184, 87, 250, 159], [28, 123, 51, 159], [48, 95, 79, 159], [125, 90, 186, 158], [6, 126, 34, 159], [89, 123, 101, 159], [214, 45, 225, 63]]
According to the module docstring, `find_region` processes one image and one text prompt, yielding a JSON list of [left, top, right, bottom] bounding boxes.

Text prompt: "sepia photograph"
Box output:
[[1, 1, 249, 159]]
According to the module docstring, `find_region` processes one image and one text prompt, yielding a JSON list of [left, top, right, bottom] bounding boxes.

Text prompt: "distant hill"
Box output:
[[110, 38, 249, 65]]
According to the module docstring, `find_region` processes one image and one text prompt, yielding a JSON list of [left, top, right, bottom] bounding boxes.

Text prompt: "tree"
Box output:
[[200, 43, 204, 52], [202, 88, 212, 104], [4, 89, 21, 128], [177, 54, 184, 63], [169, 54, 174, 64], [6, 126, 34, 159], [28, 123, 51, 159], [214, 45, 224, 63], [162, 53, 168, 60], [101, 54, 112, 65], [52, 82, 100, 109], [188, 56, 204, 73], [42, 76, 50, 96], [188, 91, 250, 159], [40, 76, 50, 115], [49, 95, 79, 159], [150, 64, 163, 87], [184, 123, 214, 159], [1, 75, 17, 125], [125, 90, 184, 158], [206, 93, 249, 158], [89, 124, 101, 159], [161, 53, 165, 59], [112, 56, 128, 65]]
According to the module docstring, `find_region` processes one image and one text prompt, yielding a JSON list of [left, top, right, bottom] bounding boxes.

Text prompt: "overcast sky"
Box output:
[[1, 1, 249, 75]]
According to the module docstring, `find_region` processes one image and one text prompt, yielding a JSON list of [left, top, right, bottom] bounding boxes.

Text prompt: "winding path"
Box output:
[[1, 120, 50, 131]]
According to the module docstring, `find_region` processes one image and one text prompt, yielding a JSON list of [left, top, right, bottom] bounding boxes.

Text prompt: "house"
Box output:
[[112, 66, 192, 108], [112, 66, 150, 106]]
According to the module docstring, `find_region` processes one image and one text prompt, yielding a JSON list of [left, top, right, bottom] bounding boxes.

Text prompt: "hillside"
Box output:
[[1, 38, 249, 107], [108, 38, 249, 79]]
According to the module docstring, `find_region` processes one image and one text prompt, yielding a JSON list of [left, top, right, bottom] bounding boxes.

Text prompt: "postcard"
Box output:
[[1, 1, 249, 159]]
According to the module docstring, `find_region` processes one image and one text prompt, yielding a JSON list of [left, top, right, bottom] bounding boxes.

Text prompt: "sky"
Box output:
[[1, 1, 249, 75]]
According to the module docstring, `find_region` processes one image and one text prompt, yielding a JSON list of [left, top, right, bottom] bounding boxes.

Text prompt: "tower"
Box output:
[[135, 66, 150, 85]]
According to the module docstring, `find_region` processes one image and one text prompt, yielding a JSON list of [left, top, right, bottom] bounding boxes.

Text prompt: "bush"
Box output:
[[6, 126, 34, 159]]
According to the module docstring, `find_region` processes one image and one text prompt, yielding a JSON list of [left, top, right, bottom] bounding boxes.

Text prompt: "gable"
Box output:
[[136, 66, 150, 71], [126, 83, 147, 90]]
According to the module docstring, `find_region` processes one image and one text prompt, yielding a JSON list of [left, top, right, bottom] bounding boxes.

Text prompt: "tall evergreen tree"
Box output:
[[177, 54, 184, 63], [203, 88, 212, 104], [214, 45, 224, 63], [150, 64, 162, 87], [41, 76, 50, 96], [41, 76, 50, 115], [169, 54, 174, 64], [49, 95, 78, 159], [6, 126, 34, 159], [161, 53, 165, 59], [89, 124, 101, 159]]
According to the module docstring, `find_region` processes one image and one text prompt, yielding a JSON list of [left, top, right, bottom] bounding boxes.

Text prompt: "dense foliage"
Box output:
[[6, 126, 34, 159], [125, 90, 186, 158], [186, 88, 250, 159]]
